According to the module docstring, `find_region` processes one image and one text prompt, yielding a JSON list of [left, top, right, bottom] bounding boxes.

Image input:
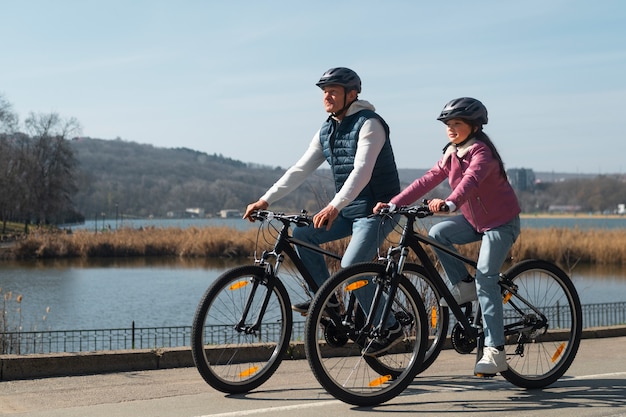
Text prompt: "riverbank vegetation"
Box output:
[[5, 224, 626, 267]]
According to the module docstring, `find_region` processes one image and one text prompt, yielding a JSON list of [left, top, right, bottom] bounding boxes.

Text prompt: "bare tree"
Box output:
[[0, 94, 18, 134], [22, 112, 81, 226], [0, 95, 20, 232]]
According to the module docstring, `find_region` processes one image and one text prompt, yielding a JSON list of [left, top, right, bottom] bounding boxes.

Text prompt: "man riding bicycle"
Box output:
[[243, 67, 402, 355]]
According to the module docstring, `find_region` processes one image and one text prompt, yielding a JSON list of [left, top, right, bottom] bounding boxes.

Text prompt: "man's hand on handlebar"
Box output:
[[313, 204, 338, 230], [243, 199, 269, 222], [373, 202, 390, 214]]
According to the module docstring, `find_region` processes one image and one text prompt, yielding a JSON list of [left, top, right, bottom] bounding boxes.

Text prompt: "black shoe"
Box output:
[[291, 301, 311, 314], [362, 322, 403, 356], [292, 298, 340, 315]]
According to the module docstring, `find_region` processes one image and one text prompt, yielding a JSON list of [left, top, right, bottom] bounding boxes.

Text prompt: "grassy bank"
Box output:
[[3, 224, 626, 267]]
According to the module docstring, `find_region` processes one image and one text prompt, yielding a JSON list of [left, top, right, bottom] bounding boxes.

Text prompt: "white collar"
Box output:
[[443, 138, 477, 161]]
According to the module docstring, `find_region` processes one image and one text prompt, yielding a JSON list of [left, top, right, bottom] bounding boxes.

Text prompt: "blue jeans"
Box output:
[[292, 212, 397, 326], [428, 214, 520, 348]]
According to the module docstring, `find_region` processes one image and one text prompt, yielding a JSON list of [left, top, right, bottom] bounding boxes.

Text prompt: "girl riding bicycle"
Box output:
[[374, 97, 521, 376]]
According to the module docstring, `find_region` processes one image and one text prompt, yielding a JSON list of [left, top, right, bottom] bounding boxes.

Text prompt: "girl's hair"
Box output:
[[474, 128, 507, 178]]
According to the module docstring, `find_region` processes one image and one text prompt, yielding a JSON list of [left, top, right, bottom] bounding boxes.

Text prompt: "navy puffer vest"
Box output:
[[320, 109, 400, 219]]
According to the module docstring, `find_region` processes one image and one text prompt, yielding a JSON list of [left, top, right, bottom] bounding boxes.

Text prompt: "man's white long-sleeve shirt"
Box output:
[[260, 100, 386, 212]]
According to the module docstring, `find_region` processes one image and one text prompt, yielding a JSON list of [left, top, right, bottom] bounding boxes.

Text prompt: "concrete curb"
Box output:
[[2, 326, 625, 381], [0, 347, 193, 381]]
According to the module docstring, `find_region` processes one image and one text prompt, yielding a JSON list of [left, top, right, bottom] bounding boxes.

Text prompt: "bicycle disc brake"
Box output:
[[322, 318, 349, 347]]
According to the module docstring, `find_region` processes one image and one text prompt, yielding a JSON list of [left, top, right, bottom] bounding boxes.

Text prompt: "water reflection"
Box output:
[[13, 256, 246, 269]]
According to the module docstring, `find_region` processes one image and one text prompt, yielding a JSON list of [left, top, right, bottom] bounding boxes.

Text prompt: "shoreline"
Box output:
[[520, 213, 625, 219], [2, 220, 626, 264]]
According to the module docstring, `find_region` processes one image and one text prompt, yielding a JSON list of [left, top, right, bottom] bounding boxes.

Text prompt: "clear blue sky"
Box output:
[[1, 1, 625, 174]]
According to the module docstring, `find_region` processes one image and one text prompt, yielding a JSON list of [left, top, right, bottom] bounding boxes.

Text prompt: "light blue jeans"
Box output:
[[292, 212, 397, 326], [428, 214, 520, 348]]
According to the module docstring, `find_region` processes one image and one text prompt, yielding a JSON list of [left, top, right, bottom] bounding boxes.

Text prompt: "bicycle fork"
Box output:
[[235, 259, 281, 337], [364, 246, 411, 339]]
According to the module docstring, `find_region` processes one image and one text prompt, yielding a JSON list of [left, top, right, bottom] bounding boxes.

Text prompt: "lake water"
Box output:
[[4, 215, 625, 332], [2, 256, 625, 332]]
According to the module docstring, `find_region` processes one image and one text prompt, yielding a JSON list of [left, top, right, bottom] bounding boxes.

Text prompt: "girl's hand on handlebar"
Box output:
[[428, 198, 448, 213]]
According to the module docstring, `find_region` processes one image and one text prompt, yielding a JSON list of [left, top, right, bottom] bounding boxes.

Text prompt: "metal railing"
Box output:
[[2, 302, 625, 355]]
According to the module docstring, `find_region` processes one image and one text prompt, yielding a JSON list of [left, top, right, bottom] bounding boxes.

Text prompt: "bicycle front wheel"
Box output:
[[191, 265, 292, 393], [500, 259, 582, 388], [304, 262, 427, 406]]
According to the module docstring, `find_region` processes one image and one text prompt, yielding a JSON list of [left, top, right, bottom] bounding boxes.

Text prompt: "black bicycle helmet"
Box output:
[[437, 97, 488, 125], [316, 67, 361, 93]]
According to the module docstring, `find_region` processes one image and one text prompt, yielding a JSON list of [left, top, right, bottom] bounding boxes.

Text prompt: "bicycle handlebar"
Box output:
[[376, 205, 433, 219], [250, 210, 313, 227], [375, 199, 448, 219]]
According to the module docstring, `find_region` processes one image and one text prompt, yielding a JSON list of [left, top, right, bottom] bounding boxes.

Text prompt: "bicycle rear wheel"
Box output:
[[191, 265, 292, 393], [304, 262, 427, 406], [500, 259, 582, 388]]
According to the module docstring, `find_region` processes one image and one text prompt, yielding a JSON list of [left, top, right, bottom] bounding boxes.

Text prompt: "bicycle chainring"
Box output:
[[451, 322, 477, 354]]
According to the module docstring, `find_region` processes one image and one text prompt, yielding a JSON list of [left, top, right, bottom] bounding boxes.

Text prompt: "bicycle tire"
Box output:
[[304, 262, 427, 406], [499, 259, 582, 388], [191, 265, 292, 393]]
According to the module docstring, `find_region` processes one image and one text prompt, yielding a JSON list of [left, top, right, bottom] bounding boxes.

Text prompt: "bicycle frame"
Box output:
[[383, 207, 553, 353], [390, 213, 479, 340], [239, 212, 342, 333]]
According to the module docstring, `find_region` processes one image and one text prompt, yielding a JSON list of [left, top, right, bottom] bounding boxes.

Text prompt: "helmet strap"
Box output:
[[332, 89, 357, 118]]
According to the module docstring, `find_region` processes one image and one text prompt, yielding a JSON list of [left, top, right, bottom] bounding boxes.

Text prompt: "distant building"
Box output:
[[618, 204, 625, 215], [185, 208, 205, 218], [507, 168, 536, 192], [548, 205, 582, 214], [219, 209, 241, 218]]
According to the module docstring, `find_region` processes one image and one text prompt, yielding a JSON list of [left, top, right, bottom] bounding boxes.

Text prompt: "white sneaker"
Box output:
[[440, 280, 477, 307], [474, 346, 508, 376]]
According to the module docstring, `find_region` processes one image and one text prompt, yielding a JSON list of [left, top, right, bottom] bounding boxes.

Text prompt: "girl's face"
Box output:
[[445, 119, 474, 144]]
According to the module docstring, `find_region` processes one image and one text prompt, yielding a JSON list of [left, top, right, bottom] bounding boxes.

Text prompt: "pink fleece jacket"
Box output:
[[390, 139, 520, 233]]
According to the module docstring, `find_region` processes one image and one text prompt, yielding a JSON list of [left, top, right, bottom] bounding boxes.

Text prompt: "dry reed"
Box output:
[[6, 225, 626, 266]]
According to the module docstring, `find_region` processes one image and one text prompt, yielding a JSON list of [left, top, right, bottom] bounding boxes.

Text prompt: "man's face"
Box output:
[[322, 85, 356, 114]]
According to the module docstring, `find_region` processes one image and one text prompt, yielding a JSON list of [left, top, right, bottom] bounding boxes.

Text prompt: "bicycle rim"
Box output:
[[500, 259, 582, 388], [304, 262, 427, 406], [191, 265, 292, 393]]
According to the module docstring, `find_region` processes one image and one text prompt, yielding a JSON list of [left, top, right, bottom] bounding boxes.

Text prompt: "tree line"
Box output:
[[0, 95, 80, 232], [68, 139, 626, 222]]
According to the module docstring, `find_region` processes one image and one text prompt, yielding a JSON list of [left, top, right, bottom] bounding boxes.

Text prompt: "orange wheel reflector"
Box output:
[[551, 342, 566, 362], [239, 366, 259, 378], [346, 280, 369, 291], [368, 374, 392, 387], [431, 306, 438, 329], [503, 292, 512, 304], [229, 281, 249, 291]]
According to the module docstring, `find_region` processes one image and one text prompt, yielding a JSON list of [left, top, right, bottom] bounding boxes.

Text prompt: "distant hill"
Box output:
[[69, 138, 625, 220], [70, 138, 336, 219]]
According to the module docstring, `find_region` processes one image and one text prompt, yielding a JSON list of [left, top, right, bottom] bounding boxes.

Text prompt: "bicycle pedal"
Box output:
[[474, 372, 497, 378]]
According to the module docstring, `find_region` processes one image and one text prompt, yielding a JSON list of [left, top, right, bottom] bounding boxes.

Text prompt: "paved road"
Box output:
[[2, 336, 626, 417]]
